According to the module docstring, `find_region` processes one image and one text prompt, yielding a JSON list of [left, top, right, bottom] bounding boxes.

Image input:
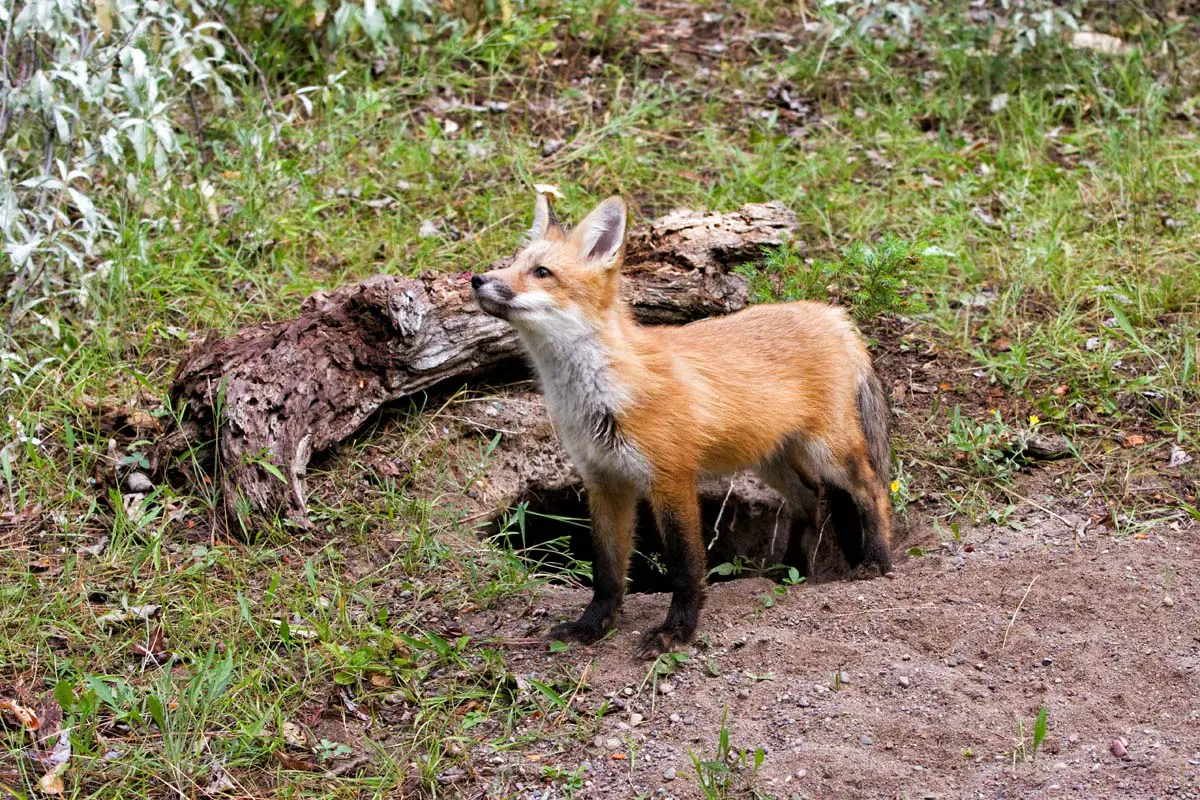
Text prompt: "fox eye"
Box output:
[[533, 266, 553, 279]]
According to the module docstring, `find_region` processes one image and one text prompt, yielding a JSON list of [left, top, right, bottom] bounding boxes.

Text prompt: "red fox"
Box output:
[[472, 194, 893, 657]]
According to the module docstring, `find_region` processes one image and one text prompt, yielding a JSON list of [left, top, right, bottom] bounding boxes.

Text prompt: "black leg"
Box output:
[[549, 484, 636, 645], [637, 481, 705, 659]]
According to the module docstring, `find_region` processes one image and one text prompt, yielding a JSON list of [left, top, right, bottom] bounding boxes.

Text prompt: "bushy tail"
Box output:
[[856, 368, 891, 488]]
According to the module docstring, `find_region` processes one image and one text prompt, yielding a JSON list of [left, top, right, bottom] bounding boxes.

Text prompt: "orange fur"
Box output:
[[472, 194, 893, 657]]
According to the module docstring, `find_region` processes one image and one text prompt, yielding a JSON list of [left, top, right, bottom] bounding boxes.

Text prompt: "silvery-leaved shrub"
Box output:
[[1, 0, 242, 343]]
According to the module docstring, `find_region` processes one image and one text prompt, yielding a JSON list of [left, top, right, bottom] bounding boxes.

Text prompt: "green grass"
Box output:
[[3, 1, 1199, 797]]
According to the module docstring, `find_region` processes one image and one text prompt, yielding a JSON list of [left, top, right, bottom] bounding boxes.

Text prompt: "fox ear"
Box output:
[[572, 196, 626, 267], [528, 193, 563, 242]]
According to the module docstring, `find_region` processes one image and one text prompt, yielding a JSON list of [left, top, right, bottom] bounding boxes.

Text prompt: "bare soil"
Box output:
[[464, 515, 1198, 799]]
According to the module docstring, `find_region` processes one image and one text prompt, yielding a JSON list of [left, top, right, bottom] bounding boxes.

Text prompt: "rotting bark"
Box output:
[[167, 202, 798, 528]]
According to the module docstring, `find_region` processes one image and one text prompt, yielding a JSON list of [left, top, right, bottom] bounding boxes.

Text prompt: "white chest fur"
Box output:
[[515, 319, 650, 489]]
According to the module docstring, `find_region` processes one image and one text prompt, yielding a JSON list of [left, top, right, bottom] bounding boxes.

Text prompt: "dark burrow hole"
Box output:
[[486, 480, 840, 594]]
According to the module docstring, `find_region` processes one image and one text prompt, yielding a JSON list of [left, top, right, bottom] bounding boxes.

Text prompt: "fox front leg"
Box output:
[[549, 483, 636, 645], [637, 478, 706, 659]]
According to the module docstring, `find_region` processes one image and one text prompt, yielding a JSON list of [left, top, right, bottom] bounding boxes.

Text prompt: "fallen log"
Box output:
[[167, 202, 798, 529]]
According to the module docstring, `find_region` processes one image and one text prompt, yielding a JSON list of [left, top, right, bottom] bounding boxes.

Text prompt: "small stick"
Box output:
[[1002, 575, 1039, 650], [708, 480, 735, 551]]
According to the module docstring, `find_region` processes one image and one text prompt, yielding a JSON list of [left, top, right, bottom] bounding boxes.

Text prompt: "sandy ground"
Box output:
[[462, 501, 1199, 799]]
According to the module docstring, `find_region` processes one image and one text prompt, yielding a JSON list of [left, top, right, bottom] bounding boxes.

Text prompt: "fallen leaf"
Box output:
[[281, 721, 307, 749], [76, 536, 109, 557], [1168, 445, 1193, 468], [204, 759, 235, 795], [1071, 31, 1131, 56], [130, 625, 170, 664], [0, 698, 40, 731], [1052, 384, 1069, 396], [1122, 434, 1146, 447], [988, 337, 1012, 353], [36, 734, 71, 795], [275, 751, 320, 772], [97, 604, 161, 629]]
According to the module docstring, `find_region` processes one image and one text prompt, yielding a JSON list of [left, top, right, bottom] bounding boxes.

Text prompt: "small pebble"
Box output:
[[798, 696, 812, 707], [861, 736, 873, 746], [1053, 761, 1068, 770], [604, 737, 622, 750], [1162, 595, 1174, 608], [898, 676, 911, 688], [657, 681, 674, 695], [795, 768, 807, 779], [838, 671, 852, 685], [623, 687, 635, 697], [663, 767, 676, 781], [901, 654, 911, 661], [1042, 657, 1053, 667], [669, 713, 682, 723], [737, 687, 751, 699], [630, 713, 644, 727], [1068, 734, 1079, 744], [1110, 738, 1128, 759]]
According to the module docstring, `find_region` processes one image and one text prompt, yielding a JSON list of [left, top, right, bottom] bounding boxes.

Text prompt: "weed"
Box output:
[[688, 708, 768, 800]]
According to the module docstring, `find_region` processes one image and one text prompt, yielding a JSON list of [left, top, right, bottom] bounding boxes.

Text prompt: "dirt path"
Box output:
[[465, 506, 1199, 799]]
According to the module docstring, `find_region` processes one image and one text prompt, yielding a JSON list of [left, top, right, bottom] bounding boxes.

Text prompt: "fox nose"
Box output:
[[470, 274, 486, 290]]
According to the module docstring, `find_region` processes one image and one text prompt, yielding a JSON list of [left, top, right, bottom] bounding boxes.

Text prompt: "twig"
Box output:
[[1001, 575, 1039, 650], [708, 480, 735, 551]]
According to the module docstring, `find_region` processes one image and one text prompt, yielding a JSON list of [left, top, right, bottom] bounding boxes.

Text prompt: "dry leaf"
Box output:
[[276, 751, 320, 772], [0, 698, 40, 731], [1122, 434, 1146, 447], [131, 625, 170, 664], [36, 734, 71, 795], [97, 604, 161, 629], [1071, 31, 1131, 56], [281, 721, 307, 749], [1052, 384, 1069, 396]]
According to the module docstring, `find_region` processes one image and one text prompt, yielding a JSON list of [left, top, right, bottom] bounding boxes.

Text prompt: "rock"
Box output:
[[737, 687, 751, 699], [795, 769, 807, 779], [1162, 595, 1174, 608], [1053, 761, 1068, 770], [898, 676, 911, 689], [669, 713, 682, 724], [630, 713, 644, 727], [1068, 734, 1079, 745], [542, 138, 566, 157], [1110, 738, 1128, 759], [798, 696, 812, 707], [1042, 657, 1053, 667], [657, 681, 674, 695], [860, 736, 873, 746], [838, 671, 851, 685], [663, 767, 676, 781], [605, 737, 622, 751], [125, 471, 153, 493]]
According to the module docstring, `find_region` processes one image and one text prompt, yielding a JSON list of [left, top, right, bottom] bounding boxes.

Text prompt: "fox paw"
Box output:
[[549, 617, 610, 646], [636, 623, 694, 660]]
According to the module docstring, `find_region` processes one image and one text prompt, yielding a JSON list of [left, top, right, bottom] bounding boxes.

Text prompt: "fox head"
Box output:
[[471, 194, 627, 338]]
